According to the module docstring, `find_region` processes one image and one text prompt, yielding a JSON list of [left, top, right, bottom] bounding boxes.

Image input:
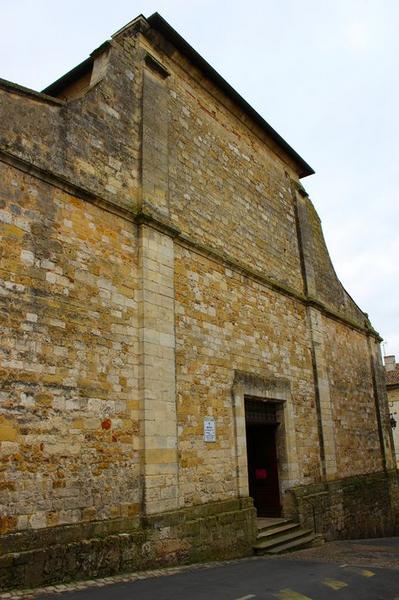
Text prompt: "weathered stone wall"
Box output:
[[0, 34, 143, 213], [174, 244, 321, 507], [166, 61, 304, 294], [290, 470, 399, 540], [323, 319, 383, 477], [0, 498, 256, 591], [0, 162, 140, 536], [138, 225, 179, 515]]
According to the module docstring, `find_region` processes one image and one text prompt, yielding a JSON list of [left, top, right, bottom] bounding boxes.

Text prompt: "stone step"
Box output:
[[267, 532, 318, 554], [257, 521, 300, 540], [253, 527, 314, 554], [257, 518, 292, 533]]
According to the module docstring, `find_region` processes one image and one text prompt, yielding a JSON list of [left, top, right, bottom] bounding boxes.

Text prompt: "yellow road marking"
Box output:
[[359, 569, 375, 578], [345, 567, 375, 578], [323, 578, 348, 590], [276, 589, 313, 600]]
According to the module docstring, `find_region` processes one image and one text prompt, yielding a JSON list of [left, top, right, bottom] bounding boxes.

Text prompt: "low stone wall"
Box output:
[[0, 498, 256, 591], [289, 470, 399, 540]]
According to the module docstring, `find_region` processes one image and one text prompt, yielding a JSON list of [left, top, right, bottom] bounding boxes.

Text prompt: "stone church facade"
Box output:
[[0, 12, 397, 590]]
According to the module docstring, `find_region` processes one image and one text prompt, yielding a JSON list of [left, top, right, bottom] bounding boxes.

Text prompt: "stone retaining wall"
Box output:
[[290, 470, 399, 540], [0, 498, 256, 591]]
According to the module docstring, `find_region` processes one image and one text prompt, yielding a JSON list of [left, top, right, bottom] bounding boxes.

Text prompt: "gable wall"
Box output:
[[166, 67, 304, 294]]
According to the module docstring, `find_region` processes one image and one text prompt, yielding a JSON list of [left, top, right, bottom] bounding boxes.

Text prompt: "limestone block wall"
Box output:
[[0, 498, 256, 591], [0, 162, 140, 535], [0, 33, 143, 213], [306, 306, 337, 480], [292, 471, 398, 541], [164, 48, 304, 294], [174, 244, 321, 508], [138, 225, 178, 514], [323, 319, 383, 477]]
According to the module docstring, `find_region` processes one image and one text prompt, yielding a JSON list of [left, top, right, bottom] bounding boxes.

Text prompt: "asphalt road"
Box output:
[[39, 556, 399, 600]]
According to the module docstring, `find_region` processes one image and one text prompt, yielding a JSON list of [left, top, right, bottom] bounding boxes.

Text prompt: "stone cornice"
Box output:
[[135, 210, 180, 238], [0, 149, 136, 224], [176, 232, 305, 302]]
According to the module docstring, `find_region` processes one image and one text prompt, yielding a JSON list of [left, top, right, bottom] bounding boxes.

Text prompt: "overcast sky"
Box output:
[[1, 0, 398, 359]]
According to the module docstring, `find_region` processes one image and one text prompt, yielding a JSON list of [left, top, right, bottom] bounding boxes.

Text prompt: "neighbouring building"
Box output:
[[385, 355, 399, 466], [0, 12, 397, 591]]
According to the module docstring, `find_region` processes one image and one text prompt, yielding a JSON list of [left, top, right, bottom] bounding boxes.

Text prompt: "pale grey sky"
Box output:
[[1, 0, 398, 358]]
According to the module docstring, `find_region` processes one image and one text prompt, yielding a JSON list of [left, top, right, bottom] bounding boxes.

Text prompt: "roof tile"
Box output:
[[385, 364, 399, 386]]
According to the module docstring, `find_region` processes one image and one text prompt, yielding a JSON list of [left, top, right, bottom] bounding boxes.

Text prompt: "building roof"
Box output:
[[385, 364, 399, 387], [43, 13, 314, 179]]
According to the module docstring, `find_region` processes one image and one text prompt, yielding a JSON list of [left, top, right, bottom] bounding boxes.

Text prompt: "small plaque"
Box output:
[[204, 418, 216, 442]]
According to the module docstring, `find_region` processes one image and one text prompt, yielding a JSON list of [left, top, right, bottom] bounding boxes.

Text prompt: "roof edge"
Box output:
[[112, 14, 148, 38], [0, 77, 65, 106], [39, 12, 314, 177], [42, 41, 111, 97], [147, 12, 314, 178]]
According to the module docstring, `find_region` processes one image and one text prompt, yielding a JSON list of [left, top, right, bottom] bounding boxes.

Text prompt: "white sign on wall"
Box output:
[[204, 417, 216, 442]]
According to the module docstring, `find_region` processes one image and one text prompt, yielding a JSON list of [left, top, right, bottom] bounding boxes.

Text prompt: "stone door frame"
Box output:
[[232, 371, 300, 513]]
